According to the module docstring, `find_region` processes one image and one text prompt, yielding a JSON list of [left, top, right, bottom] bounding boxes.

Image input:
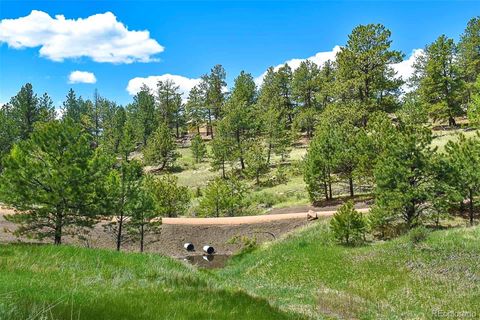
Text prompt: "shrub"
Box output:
[[330, 201, 366, 245], [408, 226, 429, 244]]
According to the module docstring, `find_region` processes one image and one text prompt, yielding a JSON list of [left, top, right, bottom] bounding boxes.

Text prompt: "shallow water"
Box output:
[[181, 254, 230, 269]]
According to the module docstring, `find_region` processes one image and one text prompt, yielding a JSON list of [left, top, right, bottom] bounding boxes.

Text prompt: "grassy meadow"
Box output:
[[1, 220, 479, 319]]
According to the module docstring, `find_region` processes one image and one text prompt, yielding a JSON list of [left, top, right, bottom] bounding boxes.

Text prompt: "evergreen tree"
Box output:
[[373, 102, 436, 228], [156, 80, 185, 137], [336, 24, 403, 115], [143, 121, 179, 171], [198, 177, 247, 217], [191, 133, 207, 163], [244, 141, 269, 185], [458, 17, 480, 92], [0, 120, 112, 244], [102, 160, 144, 251], [185, 85, 207, 133], [468, 76, 480, 127], [444, 133, 480, 225], [330, 201, 366, 245], [220, 71, 257, 170], [133, 85, 156, 146], [291, 60, 320, 110], [9, 83, 52, 139], [147, 175, 190, 217], [0, 105, 18, 170], [414, 35, 464, 126]]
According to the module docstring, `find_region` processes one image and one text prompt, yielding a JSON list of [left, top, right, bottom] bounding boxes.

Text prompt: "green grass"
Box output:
[[0, 245, 297, 320], [217, 221, 480, 319], [431, 128, 479, 152], [2, 223, 479, 319]]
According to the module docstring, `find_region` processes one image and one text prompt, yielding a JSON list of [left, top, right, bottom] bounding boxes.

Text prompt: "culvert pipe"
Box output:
[[184, 243, 194, 251], [203, 245, 215, 254]]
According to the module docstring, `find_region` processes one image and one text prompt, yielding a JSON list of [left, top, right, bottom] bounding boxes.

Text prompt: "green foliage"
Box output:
[[336, 24, 403, 113], [132, 85, 156, 146], [408, 226, 429, 244], [101, 160, 146, 251], [198, 177, 248, 217], [147, 174, 190, 217], [8, 83, 54, 139], [191, 133, 207, 163], [443, 132, 480, 225], [458, 17, 480, 85], [414, 35, 464, 126], [468, 76, 480, 127], [373, 102, 437, 228], [330, 201, 366, 245], [143, 121, 179, 170], [244, 141, 269, 184], [0, 120, 113, 244]]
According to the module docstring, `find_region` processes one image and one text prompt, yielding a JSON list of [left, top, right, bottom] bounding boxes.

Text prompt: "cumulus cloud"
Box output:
[[126, 47, 422, 99], [255, 46, 342, 85], [0, 10, 164, 63], [126, 74, 202, 99], [68, 71, 97, 84], [392, 48, 424, 82]]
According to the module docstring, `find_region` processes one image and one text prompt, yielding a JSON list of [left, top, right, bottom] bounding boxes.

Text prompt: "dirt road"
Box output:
[[163, 208, 369, 225]]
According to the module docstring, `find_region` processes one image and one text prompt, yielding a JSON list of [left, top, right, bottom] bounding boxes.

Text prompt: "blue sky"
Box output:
[[0, 1, 479, 106]]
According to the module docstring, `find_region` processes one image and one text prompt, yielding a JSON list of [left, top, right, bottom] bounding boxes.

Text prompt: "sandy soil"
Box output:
[[0, 205, 369, 258]]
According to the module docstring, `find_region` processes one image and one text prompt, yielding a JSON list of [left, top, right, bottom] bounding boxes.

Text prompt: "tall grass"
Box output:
[[216, 221, 480, 319], [0, 245, 297, 320]]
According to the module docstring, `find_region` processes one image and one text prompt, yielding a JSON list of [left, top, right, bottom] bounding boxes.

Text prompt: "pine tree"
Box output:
[[147, 175, 190, 218], [198, 177, 247, 217], [0, 120, 113, 244], [414, 35, 464, 126], [373, 102, 436, 228], [444, 133, 480, 225], [133, 85, 156, 146], [143, 121, 179, 171], [102, 160, 144, 251], [336, 24, 403, 115], [191, 133, 206, 163]]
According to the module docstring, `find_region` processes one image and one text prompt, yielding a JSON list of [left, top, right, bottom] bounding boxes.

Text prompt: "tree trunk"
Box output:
[[140, 223, 145, 253], [54, 213, 63, 245], [469, 188, 474, 226], [349, 177, 354, 198], [267, 143, 272, 165], [116, 214, 124, 251], [327, 169, 333, 200], [176, 123, 180, 138], [448, 115, 456, 127], [323, 179, 329, 201], [221, 160, 226, 179]]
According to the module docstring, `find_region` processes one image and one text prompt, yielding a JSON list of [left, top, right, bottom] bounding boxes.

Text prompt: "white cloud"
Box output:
[[255, 46, 342, 86], [0, 10, 163, 63], [68, 71, 97, 84], [254, 46, 422, 88], [392, 48, 424, 82], [126, 47, 423, 100], [126, 74, 202, 100]]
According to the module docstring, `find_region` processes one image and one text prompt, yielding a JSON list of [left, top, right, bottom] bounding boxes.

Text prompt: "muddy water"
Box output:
[[181, 254, 230, 269]]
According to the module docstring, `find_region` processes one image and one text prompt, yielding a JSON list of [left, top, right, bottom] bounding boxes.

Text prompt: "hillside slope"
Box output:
[[217, 222, 480, 319]]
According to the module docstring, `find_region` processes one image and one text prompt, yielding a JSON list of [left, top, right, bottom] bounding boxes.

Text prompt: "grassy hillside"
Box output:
[[217, 222, 480, 319], [1, 222, 479, 319], [0, 245, 297, 320]]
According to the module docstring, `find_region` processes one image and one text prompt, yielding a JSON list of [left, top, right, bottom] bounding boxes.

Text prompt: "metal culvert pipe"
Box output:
[[203, 245, 215, 255], [184, 243, 194, 251]]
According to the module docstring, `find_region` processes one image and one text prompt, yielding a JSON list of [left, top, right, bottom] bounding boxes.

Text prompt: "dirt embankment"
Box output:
[[0, 205, 369, 258]]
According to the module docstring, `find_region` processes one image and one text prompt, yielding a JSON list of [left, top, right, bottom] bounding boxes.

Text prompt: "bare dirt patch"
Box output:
[[0, 205, 368, 258]]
